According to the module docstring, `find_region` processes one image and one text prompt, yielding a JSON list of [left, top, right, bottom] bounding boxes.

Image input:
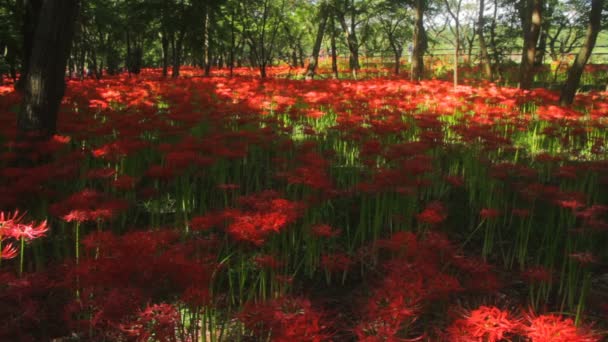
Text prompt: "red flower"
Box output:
[[0, 243, 18, 260], [522, 265, 553, 283], [11, 220, 49, 241], [417, 201, 447, 225], [320, 253, 352, 273], [480, 208, 501, 219], [447, 306, 519, 342], [253, 254, 283, 270], [310, 224, 341, 238], [524, 313, 600, 342]]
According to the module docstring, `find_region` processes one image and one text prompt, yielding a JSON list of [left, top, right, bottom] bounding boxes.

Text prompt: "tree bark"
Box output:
[[336, 6, 360, 79], [559, 0, 604, 105], [330, 15, 339, 78], [19, 0, 79, 140], [17, 0, 42, 92], [204, 5, 213, 76], [411, 0, 427, 81], [477, 0, 492, 80], [305, 3, 328, 80], [161, 31, 169, 77], [519, 0, 543, 89]]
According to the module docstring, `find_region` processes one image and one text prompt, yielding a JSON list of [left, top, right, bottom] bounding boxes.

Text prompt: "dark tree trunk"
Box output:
[[519, 0, 543, 89], [204, 5, 213, 76], [172, 29, 185, 78], [477, 0, 492, 80], [394, 49, 401, 75], [337, 8, 360, 79], [17, 0, 42, 92], [298, 45, 305, 67], [305, 3, 328, 80], [330, 16, 338, 79], [19, 0, 79, 140], [559, 0, 604, 105], [411, 0, 427, 81], [161, 32, 169, 77], [535, 29, 546, 66]]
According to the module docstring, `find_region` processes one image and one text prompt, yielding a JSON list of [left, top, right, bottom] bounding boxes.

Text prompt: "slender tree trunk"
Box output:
[[229, 7, 236, 77], [306, 3, 328, 80], [337, 15, 360, 79], [411, 0, 426, 81], [477, 0, 492, 79], [535, 29, 546, 65], [330, 15, 338, 78], [161, 32, 169, 77], [17, 0, 42, 92], [559, 0, 604, 105], [19, 0, 79, 140], [204, 6, 212, 76], [298, 45, 305, 67], [445, 0, 462, 88], [519, 0, 543, 89], [172, 29, 185, 78]]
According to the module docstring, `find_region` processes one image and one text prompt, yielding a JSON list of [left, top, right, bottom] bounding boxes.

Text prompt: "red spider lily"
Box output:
[[225, 191, 305, 245], [253, 254, 283, 270], [0, 210, 26, 231], [10, 220, 48, 241], [112, 175, 137, 190], [512, 208, 531, 218], [446, 306, 519, 342], [310, 224, 341, 238], [0, 243, 18, 260], [239, 297, 329, 341], [189, 211, 229, 231], [320, 253, 353, 273], [123, 303, 180, 342], [417, 201, 447, 225], [524, 313, 600, 342], [568, 252, 596, 264], [451, 255, 493, 274], [85, 167, 116, 180], [50, 189, 129, 223], [181, 286, 210, 309], [375, 231, 418, 254], [480, 208, 501, 219], [522, 265, 553, 283]]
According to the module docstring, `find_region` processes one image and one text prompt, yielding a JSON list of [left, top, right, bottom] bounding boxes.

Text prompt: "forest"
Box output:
[[0, 0, 607, 341]]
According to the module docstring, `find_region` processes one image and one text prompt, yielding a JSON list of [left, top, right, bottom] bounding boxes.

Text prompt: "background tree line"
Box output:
[[0, 0, 606, 140]]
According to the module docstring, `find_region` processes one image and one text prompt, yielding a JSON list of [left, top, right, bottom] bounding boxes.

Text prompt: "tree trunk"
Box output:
[[161, 31, 169, 77], [305, 3, 328, 80], [477, 0, 492, 80], [19, 0, 79, 140], [519, 0, 543, 89], [330, 17, 339, 79], [337, 7, 360, 79], [172, 29, 185, 78], [204, 5, 212, 76], [411, 0, 426, 81], [559, 0, 604, 105], [535, 29, 546, 66], [17, 0, 42, 92]]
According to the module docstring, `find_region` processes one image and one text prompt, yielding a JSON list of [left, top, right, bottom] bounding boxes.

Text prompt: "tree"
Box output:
[[559, 0, 605, 105], [410, 0, 427, 81], [444, 0, 463, 88], [376, 0, 411, 75], [18, 0, 79, 140], [305, 1, 329, 79], [519, 0, 543, 89], [477, 0, 493, 79]]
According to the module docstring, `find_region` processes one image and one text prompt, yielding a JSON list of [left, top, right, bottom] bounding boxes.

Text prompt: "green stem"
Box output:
[[19, 236, 25, 277]]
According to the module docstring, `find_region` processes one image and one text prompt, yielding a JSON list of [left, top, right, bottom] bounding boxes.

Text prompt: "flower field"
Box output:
[[1, 67, 607, 341]]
